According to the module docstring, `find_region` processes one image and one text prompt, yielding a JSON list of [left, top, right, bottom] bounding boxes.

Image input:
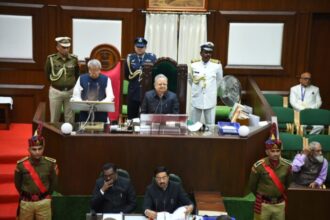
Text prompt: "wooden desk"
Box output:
[[287, 187, 330, 220], [35, 77, 274, 197], [195, 191, 227, 214], [40, 122, 269, 197]]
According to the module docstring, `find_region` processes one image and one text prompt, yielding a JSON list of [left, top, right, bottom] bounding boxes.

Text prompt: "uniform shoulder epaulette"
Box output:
[[210, 58, 220, 64], [47, 54, 57, 58], [280, 157, 292, 166], [44, 156, 56, 163], [17, 156, 29, 164], [254, 158, 265, 168], [191, 58, 201, 63], [71, 54, 78, 58]]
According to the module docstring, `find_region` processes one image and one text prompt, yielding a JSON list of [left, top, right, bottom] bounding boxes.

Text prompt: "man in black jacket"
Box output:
[[143, 166, 193, 219], [91, 163, 136, 213]]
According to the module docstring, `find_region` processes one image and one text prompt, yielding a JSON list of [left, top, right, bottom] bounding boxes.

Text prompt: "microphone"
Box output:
[[163, 199, 166, 212], [154, 96, 163, 114], [159, 96, 163, 114], [96, 82, 100, 101], [155, 198, 158, 212]]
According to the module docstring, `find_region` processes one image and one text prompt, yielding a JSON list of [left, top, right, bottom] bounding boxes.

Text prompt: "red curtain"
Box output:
[[101, 62, 121, 122]]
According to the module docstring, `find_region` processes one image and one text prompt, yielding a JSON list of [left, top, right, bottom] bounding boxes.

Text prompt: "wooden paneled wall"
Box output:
[[0, 0, 329, 122]]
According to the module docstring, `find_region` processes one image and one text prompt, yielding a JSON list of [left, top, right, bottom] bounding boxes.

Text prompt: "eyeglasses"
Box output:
[[301, 77, 311, 80]]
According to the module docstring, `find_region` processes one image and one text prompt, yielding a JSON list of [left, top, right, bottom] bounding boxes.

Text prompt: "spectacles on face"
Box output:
[[300, 77, 311, 81]]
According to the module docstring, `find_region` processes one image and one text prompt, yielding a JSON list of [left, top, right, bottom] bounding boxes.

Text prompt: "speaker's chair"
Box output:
[[141, 57, 187, 114]]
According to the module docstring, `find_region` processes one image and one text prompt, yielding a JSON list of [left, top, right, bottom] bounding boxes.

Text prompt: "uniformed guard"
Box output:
[[45, 36, 80, 124], [249, 123, 291, 220], [124, 37, 157, 119], [189, 42, 223, 125], [15, 125, 58, 220]]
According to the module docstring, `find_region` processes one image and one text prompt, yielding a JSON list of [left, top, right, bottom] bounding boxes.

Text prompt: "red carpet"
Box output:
[[0, 124, 32, 220]]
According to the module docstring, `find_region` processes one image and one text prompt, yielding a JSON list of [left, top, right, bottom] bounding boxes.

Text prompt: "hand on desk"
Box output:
[[185, 205, 194, 215], [145, 209, 157, 219]]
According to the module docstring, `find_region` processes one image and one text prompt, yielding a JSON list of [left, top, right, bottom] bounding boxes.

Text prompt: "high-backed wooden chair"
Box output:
[[141, 57, 187, 114], [84, 44, 123, 122]]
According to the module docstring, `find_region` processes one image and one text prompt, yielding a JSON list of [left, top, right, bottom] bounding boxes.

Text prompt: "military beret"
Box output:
[[265, 138, 282, 150], [201, 42, 214, 52], [55, 36, 71, 47], [28, 135, 45, 147], [135, 37, 147, 48]]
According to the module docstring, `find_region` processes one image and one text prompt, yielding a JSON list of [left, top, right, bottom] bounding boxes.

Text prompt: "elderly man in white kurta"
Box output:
[[189, 42, 223, 125], [290, 72, 323, 134]]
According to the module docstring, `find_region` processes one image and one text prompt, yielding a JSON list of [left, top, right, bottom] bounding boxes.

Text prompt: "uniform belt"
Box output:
[[20, 191, 50, 202], [52, 85, 73, 91], [261, 195, 284, 204]]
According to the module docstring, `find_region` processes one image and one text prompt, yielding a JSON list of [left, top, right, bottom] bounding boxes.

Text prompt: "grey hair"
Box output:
[[154, 74, 168, 86], [308, 141, 321, 151], [88, 59, 101, 69]]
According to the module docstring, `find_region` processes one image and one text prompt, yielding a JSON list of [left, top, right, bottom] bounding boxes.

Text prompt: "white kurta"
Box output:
[[289, 84, 322, 111], [189, 60, 223, 109]]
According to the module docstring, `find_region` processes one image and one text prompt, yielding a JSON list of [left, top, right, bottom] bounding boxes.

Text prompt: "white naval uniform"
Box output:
[[189, 59, 223, 125], [290, 84, 323, 134]]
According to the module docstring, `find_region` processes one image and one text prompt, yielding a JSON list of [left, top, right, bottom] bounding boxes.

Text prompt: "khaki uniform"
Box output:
[[45, 53, 79, 123], [15, 156, 58, 220], [249, 157, 291, 220]]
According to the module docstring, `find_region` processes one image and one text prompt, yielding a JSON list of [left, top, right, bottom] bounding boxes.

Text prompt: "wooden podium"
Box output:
[[195, 191, 227, 215]]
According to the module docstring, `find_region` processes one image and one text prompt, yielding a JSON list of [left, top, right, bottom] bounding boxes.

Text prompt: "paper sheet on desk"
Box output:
[[102, 213, 123, 220], [198, 210, 228, 216], [157, 206, 186, 220], [188, 122, 203, 132]]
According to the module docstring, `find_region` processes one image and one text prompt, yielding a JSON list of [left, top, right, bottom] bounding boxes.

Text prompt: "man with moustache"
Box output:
[[15, 126, 58, 219], [91, 163, 136, 213], [141, 74, 179, 114], [291, 141, 328, 189], [125, 37, 157, 119], [143, 166, 193, 219], [249, 124, 291, 220], [45, 36, 80, 124], [189, 42, 223, 125]]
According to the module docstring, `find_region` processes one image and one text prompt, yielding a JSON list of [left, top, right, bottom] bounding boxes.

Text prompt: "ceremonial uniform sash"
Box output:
[[262, 162, 288, 205], [22, 160, 48, 194]]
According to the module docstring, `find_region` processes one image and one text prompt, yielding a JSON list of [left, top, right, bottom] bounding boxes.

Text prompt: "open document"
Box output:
[[157, 206, 187, 220]]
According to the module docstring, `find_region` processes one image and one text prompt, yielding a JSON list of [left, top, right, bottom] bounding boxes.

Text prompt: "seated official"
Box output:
[[91, 163, 136, 213], [71, 59, 114, 123], [143, 166, 193, 219], [141, 74, 179, 114], [291, 141, 328, 189]]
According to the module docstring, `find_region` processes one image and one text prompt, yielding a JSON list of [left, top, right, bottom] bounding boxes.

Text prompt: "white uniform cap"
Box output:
[[55, 36, 71, 47]]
